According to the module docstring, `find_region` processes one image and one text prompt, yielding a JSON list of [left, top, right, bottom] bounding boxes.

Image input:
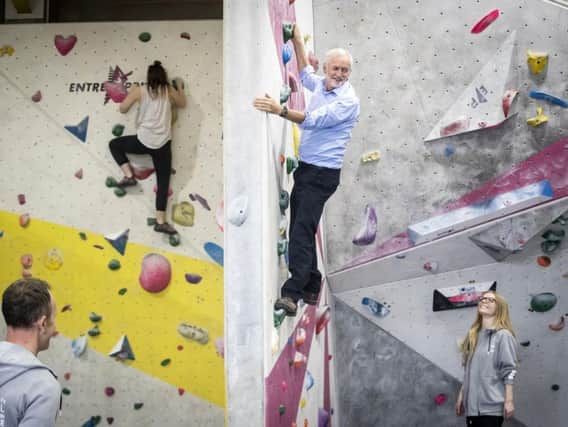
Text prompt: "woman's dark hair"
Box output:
[[2, 278, 52, 328], [147, 60, 169, 97]]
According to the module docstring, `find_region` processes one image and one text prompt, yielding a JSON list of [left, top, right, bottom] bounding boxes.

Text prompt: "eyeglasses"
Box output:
[[479, 297, 496, 304]]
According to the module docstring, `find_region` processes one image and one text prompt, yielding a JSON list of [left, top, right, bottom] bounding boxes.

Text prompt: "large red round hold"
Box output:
[[139, 253, 172, 293]]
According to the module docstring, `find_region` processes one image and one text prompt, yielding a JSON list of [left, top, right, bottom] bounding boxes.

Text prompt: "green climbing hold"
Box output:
[[286, 157, 298, 174], [552, 214, 568, 225], [277, 239, 288, 256], [112, 124, 125, 137], [79, 232, 87, 240], [160, 358, 171, 367], [89, 312, 102, 322], [282, 22, 295, 43], [542, 229, 565, 242], [134, 402, 144, 410], [118, 288, 128, 295], [147, 217, 157, 226], [169, 233, 181, 247], [279, 404, 286, 415], [279, 190, 290, 211], [62, 387, 71, 395], [273, 309, 286, 328], [541, 240, 559, 254], [106, 177, 118, 188], [138, 32, 151, 42], [114, 187, 126, 197], [108, 259, 121, 270], [280, 84, 291, 104], [530, 292, 558, 312], [88, 325, 100, 337]]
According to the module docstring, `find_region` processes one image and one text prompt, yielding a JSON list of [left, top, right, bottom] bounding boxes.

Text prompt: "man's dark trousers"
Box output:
[[281, 161, 340, 302]]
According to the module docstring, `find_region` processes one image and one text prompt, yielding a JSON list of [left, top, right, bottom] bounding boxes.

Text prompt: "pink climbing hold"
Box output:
[[104, 387, 115, 397], [216, 200, 225, 232], [316, 305, 331, 335], [132, 167, 154, 180], [139, 253, 172, 293], [17, 194, 25, 205], [281, 381, 287, 392], [293, 352, 307, 368], [178, 387, 185, 396], [435, 393, 447, 405], [440, 117, 470, 137], [54, 34, 77, 56], [19, 213, 30, 228], [471, 9, 500, 34], [74, 168, 83, 179], [31, 91, 42, 103], [214, 337, 224, 358], [423, 261, 438, 273], [352, 205, 377, 246], [502, 89, 518, 118], [103, 81, 128, 103]]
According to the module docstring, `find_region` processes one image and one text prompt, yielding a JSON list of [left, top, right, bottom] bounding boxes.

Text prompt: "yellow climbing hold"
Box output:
[[292, 124, 301, 158], [0, 45, 15, 57], [361, 150, 381, 163], [300, 398, 306, 408], [44, 248, 63, 271], [526, 107, 548, 127], [527, 50, 548, 75]]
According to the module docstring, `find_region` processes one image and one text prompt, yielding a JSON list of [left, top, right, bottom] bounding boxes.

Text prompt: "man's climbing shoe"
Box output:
[[302, 291, 319, 306], [274, 296, 297, 317], [116, 176, 137, 188], [154, 222, 178, 235]]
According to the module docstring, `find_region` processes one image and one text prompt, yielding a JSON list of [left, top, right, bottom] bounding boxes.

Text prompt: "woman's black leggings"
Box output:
[[466, 416, 504, 427], [109, 135, 172, 211]]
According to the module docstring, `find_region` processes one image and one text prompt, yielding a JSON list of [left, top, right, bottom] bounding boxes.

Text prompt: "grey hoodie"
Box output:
[[0, 341, 61, 426], [463, 328, 518, 417]]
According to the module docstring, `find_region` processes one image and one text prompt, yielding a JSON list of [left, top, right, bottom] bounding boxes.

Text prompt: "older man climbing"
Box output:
[[253, 24, 360, 316]]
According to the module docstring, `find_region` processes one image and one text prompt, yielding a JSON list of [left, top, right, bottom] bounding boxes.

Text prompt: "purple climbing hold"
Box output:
[[189, 193, 211, 210], [352, 205, 377, 246], [185, 273, 202, 284], [318, 408, 330, 427]]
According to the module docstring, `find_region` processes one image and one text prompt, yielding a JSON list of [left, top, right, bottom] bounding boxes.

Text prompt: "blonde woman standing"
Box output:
[[456, 291, 518, 427]]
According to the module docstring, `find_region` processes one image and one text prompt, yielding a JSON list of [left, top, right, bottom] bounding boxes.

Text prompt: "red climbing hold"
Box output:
[[471, 9, 500, 34], [74, 168, 83, 179], [178, 388, 185, 396], [19, 213, 30, 227], [64, 372, 71, 381], [104, 387, 115, 397], [17, 194, 25, 205]]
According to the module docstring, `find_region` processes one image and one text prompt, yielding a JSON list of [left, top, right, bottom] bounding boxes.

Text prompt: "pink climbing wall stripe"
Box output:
[[268, 0, 306, 111], [344, 137, 568, 269], [265, 305, 317, 426]]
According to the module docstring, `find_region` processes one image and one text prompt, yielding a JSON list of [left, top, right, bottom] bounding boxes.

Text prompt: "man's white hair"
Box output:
[[324, 48, 353, 69]]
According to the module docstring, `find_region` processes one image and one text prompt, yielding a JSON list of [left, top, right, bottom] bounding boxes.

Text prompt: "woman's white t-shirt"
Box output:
[[136, 85, 172, 149]]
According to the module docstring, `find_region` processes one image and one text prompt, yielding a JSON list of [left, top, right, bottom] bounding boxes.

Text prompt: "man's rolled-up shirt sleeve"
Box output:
[[299, 65, 318, 92], [300, 99, 359, 130]]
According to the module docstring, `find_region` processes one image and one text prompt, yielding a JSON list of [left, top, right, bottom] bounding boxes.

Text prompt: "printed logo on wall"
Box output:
[[432, 281, 497, 312]]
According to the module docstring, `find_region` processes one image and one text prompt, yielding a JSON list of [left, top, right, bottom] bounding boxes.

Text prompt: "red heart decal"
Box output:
[[54, 35, 77, 56]]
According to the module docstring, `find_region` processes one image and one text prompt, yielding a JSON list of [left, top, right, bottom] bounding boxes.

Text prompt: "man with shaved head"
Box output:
[[254, 24, 360, 317]]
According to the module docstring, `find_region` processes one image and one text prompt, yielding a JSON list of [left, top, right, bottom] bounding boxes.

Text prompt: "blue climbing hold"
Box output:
[[528, 91, 568, 108], [361, 297, 390, 317], [104, 229, 129, 256], [65, 116, 89, 142], [204, 242, 224, 266], [282, 44, 292, 65], [444, 145, 455, 157]]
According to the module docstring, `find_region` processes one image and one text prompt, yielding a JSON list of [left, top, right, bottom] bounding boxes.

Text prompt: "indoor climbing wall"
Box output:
[[0, 21, 224, 425], [311, 0, 568, 426], [224, 0, 337, 426]]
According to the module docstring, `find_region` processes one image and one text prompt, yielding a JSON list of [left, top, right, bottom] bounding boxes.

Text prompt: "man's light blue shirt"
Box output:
[[298, 65, 360, 169]]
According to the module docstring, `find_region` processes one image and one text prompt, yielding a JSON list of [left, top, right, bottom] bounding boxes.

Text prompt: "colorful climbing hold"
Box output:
[[106, 418, 114, 425], [139, 253, 172, 293], [62, 304, 72, 312], [529, 90, 568, 108], [530, 292, 557, 312], [281, 381, 287, 392], [172, 201, 195, 226], [169, 233, 181, 247], [295, 328, 306, 346], [527, 51, 548, 75], [109, 335, 135, 360], [423, 261, 439, 273], [44, 248, 63, 271], [216, 200, 224, 231], [541, 240, 559, 254], [17, 194, 26, 205], [274, 308, 286, 328], [277, 239, 288, 256], [132, 166, 154, 180], [227, 195, 248, 226], [280, 84, 292, 104], [65, 116, 89, 142], [434, 393, 447, 405], [75, 168, 83, 179], [178, 387, 185, 396], [279, 190, 290, 211], [185, 273, 202, 284], [62, 387, 71, 395], [177, 323, 209, 344], [471, 9, 500, 34], [64, 372, 71, 381], [352, 205, 377, 246], [305, 371, 314, 391], [553, 214, 568, 225], [180, 32, 191, 40], [89, 312, 102, 323], [189, 193, 211, 211], [214, 337, 224, 358], [19, 213, 30, 228], [444, 145, 456, 157], [361, 150, 381, 163], [282, 44, 293, 65], [177, 345, 184, 351], [88, 325, 100, 337], [0, 45, 15, 56], [542, 229, 565, 241], [114, 187, 126, 197], [502, 89, 518, 118], [520, 341, 530, 347], [204, 242, 224, 266], [105, 176, 118, 188], [526, 107, 548, 127], [362, 297, 390, 317], [551, 384, 560, 391], [105, 229, 129, 256], [81, 416, 101, 427], [138, 32, 151, 42], [282, 22, 294, 43], [31, 90, 42, 103], [316, 305, 331, 335], [537, 255, 551, 267], [71, 335, 87, 357], [118, 288, 127, 295], [104, 81, 128, 103], [279, 404, 286, 415], [112, 124, 125, 137], [108, 259, 121, 271], [549, 315, 565, 331], [286, 156, 299, 174], [160, 358, 171, 367], [133, 402, 144, 410], [104, 387, 115, 397], [54, 34, 77, 56]]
